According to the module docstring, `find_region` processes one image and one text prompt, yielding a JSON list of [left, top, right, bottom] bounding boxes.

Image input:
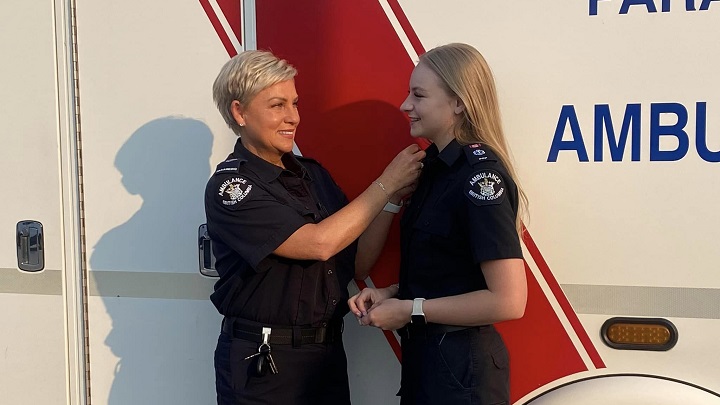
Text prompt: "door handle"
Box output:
[[16, 220, 44, 272], [198, 224, 218, 277]]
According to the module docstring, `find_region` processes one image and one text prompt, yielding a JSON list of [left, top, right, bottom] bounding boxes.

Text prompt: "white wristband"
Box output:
[[383, 200, 403, 213]]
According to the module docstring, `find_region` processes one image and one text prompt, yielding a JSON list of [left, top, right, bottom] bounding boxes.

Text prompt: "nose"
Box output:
[[286, 105, 300, 125], [400, 96, 412, 113]]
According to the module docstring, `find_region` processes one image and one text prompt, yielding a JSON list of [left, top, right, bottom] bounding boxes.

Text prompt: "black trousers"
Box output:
[[214, 331, 350, 405], [399, 326, 510, 405]]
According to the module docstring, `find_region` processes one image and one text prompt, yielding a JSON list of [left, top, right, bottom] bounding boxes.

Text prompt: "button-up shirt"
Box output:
[[205, 139, 356, 327], [399, 139, 522, 301]]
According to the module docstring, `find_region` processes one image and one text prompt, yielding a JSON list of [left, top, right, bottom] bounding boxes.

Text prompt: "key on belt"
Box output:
[[243, 327, 278, 375]]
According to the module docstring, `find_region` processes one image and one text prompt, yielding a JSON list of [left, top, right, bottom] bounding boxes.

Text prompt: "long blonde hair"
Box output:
[[420, 43, 528, 236]]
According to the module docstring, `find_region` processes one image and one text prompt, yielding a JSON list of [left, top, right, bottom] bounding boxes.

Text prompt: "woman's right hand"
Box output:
[[377, 144, 425, 195]]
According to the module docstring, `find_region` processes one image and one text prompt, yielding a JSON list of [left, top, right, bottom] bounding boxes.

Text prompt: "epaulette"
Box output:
[[213, 155, 247, 176], [463, 143, 498, 166]]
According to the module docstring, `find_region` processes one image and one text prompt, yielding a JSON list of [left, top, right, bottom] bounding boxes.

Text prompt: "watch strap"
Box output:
[[411, 298, 426, 325], [383, 200, 403, 213]]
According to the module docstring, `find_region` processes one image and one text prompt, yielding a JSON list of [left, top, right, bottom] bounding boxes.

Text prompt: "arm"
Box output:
[[421, 258, 527, 324], [273, 145, 424, 261], [353, 210, 395, 280], [354, 184, 415, 280], [360, 258, 527, 330]]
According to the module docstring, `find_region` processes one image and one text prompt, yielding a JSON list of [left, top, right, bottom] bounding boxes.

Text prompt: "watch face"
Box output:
[[411, 314, 427, 325]]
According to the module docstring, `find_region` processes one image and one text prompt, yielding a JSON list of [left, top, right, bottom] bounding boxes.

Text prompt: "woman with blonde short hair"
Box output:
[[206, 50, 425, 404]]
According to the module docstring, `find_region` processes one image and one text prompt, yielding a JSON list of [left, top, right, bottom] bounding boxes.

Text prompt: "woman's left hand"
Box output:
[[360, 298, 413, 330]]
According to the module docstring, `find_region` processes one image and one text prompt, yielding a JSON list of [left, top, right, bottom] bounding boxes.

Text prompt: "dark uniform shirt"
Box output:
[[204, 139, 356, 327], [398, 139, 522, 301]]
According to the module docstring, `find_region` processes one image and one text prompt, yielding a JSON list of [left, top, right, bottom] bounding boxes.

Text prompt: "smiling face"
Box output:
[[400, 62, 462, 150], [232, 79, 299, 166]]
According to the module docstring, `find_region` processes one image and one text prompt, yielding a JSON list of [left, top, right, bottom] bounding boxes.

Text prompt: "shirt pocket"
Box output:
[[412, 210, 453, 238]]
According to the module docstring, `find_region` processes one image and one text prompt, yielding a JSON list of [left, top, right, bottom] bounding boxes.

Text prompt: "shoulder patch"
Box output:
[[463, 143, 497, 165], [464, 169, 506, 206], [217, 176, 253, 207]]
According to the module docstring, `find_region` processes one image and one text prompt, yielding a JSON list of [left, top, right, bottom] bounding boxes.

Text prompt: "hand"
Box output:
[[377, 145, 425, 195], [390, 181, 417, 205], [360, 298, 412, 331], [348, 286, 396, 318]]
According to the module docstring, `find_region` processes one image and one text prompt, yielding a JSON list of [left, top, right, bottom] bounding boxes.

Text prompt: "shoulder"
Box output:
[[462, 143, 499, 166], [460, 144, 515, 207], [206, 156, 261, 209]]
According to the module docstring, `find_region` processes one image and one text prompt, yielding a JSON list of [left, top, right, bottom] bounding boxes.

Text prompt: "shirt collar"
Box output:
[[233, 138, 309, 182], [425, 139, 463, 167]]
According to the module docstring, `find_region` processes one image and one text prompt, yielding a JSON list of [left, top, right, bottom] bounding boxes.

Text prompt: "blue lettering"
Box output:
[[620, 0, 658, 13], [594, 104, 641, 161], [695, 102, 720, 162], [590, 0, 611, 15], [593, 0, 716, 13], [650, 103, 689, 161], [661, 0, 697, 11], [548, 105, 589, 162], [700, 0, 720, 9]]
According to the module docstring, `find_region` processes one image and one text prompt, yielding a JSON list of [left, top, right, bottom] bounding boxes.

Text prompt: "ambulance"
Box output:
[[2, 1, 718, 404]]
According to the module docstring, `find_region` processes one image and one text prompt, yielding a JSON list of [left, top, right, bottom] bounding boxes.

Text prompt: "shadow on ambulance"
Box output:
[[91, 116, 217, 404]]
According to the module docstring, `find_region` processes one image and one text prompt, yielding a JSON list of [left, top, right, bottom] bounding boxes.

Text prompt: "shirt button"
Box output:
[[327, 269, 333, 274], [424, 220, 430, 226], [332, 299, 337, 305], [322, 322, 328, 327]]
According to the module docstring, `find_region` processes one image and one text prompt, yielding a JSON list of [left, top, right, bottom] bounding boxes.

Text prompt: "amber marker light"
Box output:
[[601, 317, 678, 351]]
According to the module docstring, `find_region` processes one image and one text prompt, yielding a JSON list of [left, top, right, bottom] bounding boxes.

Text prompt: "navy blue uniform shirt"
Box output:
[[204, 139, 356, 327], [398, 139, 522, 301]]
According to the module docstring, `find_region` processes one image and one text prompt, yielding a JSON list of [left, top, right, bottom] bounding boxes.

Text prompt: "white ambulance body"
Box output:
[[1, 1, 718, 404]]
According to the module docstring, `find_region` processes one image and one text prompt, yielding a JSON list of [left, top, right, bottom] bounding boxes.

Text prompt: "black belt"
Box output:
[[397, 323, 473, 340], [222, 317, 343, 346]]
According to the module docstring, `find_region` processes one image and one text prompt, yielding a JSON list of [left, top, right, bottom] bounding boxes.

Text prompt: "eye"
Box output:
[[414, 92, 424, 98], [272, 103, 283, 108]]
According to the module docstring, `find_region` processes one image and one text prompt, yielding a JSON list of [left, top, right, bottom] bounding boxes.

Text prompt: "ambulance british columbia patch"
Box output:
[[464, 169, 505, 206], [218, 177, 253, 206]]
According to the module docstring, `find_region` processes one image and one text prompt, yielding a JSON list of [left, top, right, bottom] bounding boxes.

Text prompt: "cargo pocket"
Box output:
[[474, 331, 510, 405]]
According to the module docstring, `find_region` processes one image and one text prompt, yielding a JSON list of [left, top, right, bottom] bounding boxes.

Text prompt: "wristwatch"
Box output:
[[411, 298, 426, 325], [383, 200, 403, 213]]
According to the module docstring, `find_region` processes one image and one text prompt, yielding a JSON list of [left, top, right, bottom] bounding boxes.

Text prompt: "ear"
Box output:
[[231, 100, 246, 127], [453, 98, 465, 115]]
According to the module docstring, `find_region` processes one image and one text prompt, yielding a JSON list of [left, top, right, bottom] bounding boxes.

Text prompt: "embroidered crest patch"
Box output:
[[218, 177, 253, 206], [464, 169, 505, 206]]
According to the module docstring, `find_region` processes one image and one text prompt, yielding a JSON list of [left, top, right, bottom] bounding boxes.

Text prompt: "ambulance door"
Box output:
[[0, 1, 84, 404], [73, 1, 240, 403]]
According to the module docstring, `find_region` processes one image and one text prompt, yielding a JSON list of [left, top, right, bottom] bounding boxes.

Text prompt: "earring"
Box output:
[[239, 123, 245, 127]]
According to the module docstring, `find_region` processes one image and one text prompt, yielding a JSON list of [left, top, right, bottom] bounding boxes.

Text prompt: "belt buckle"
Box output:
[[315, 327, 326, 344]]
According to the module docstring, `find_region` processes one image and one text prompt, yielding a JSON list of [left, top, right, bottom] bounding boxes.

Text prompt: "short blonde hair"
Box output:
[[212, 50, 297, 135], [420, 43, 528, 235]]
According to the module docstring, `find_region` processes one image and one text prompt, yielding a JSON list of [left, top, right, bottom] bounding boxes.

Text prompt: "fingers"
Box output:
[[347, 292, 361, 317], [401, 143, 419, 153], [349, 288, 374, 317]]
